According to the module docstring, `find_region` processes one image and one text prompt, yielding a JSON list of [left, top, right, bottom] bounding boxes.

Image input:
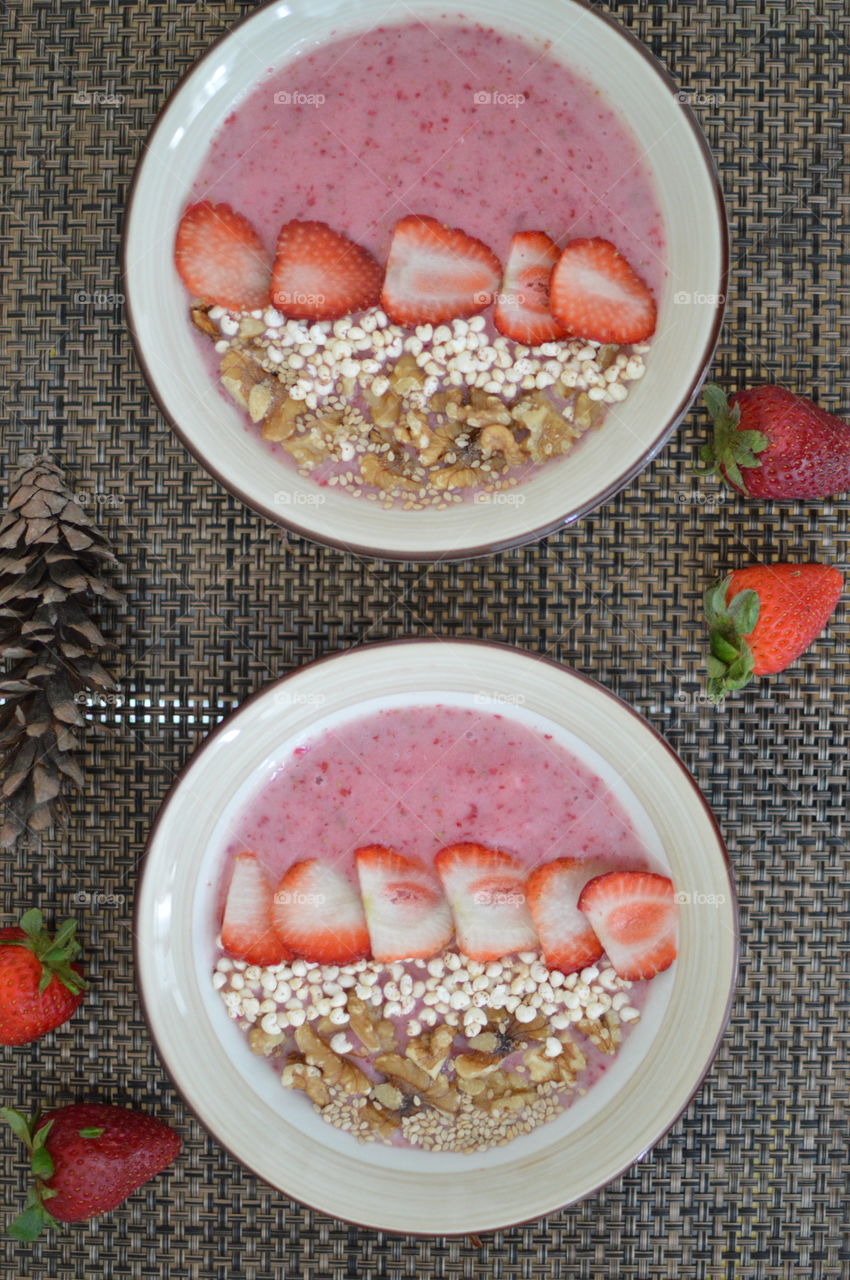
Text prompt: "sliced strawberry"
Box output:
[[381, 214, 501, 327], [525, 857, 605, 974], [493, 230, 567, 346], [221, 852, 288, 965], [174, 201, 270, 310], [270, 220, 383, 321], [434, 843, 537, 962], [272, 859, 370, 964], [549, 237, 657, 344], [578, 871, 677, 981], [355, 845, 453, 962]]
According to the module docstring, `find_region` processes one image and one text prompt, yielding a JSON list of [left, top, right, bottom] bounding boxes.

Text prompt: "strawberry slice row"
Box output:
[[174, 202, 656, 345], [220, 848, 678, 981]]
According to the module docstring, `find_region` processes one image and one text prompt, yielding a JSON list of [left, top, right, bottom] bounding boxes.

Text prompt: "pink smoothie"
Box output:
[[222, 704, 654, 882], [193, 18, 666, 290]]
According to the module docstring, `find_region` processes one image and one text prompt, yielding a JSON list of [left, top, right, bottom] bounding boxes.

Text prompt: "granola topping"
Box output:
[[192, 303, 648, 509], [214, 947, 639, 1153]]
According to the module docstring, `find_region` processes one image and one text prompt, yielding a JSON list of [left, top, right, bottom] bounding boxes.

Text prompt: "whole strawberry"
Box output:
[[2, 1103, 181, 1238], [705, 563, 843, 699], [0, 910, 86, 1045], [701, 383, 850, 498]]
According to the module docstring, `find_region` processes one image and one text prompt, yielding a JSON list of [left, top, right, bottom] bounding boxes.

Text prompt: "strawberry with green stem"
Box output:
[[2, 1103, 181, 1239], [0, 909, 86, 1045], [705, 563, 843, 700], [701, 383, 850, 499]]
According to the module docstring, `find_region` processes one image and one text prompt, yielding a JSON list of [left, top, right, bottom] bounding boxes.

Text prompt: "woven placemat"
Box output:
[[1, 0, 848, 1276]]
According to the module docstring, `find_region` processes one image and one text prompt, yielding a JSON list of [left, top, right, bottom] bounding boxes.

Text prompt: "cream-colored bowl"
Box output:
[[123, 0, 726, 561], [135, 642, 737, 1233]]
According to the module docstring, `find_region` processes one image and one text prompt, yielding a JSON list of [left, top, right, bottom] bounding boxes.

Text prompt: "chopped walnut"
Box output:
[[347, 995, 382, 1053], [406, 1025, 455, 1078], [360, 452, 420, 492], [478, 423, 526, 467], [430, 463, 479, 490], [573, 391, 607, 432], [262, 396, 304, 442], [247, 1026, 286, 1056], [190, 304, 218, 338], [388, 353, 426, 394], [281, 1061, 331, 1108], [362, 384, 402, 429], [293, 1024, 371, 1095], [512, 392, 579, 462], [455, 1051, 503, 1079]]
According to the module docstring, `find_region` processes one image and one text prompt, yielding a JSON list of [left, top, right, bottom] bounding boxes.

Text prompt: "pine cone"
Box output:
[[0, 454, 123, 847]]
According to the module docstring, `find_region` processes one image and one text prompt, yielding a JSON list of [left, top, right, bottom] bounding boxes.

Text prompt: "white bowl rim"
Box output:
[[122, 0, 730, 563], [134, 638, 739, 1231]]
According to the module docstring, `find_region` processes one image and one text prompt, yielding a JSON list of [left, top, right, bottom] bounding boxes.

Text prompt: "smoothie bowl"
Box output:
[[124, 0, 727, 560], [135, 642, 737, 1232]]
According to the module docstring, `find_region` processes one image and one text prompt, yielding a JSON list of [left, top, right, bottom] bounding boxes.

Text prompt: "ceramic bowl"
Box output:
[[135, 641, 737, 1233], [123, 0, 727, 561]]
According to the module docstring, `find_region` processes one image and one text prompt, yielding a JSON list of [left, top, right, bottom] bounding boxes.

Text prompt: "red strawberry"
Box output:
[[701, 383, 850, 499], [380, 214, 501, 327], [525, 858, 605, 974], [493, 230, 567, 346], [272, 859, 370, 964], [705, 563, 843, 698], [221, 852, 288, 966], [355, 845, 453, 962], [174, 201, 270, 309], [549, 237, 656, 344], [0, 910, 86, 1046], [2, 1102, 181, 1238], [270, 220, 382, 321], [578, 871, 677, 981], [434, 843, 537, 962]]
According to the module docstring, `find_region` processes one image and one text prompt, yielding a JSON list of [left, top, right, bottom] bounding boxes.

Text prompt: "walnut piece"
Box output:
[[430, 463, 478, 490], [388, 353, 425, 395], [477, 423, 526, 467], [247, 1026, 286, 1056], [281, 1062, 331, 1107], [512, 392, 579, 462], [360, 452, 419, 492], [190, 305, 218, 338]]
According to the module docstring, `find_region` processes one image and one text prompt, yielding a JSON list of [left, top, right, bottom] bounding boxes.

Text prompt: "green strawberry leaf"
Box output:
[[19, 908, 44, 938], [31, 1119, 53, 1151], [30, 1148, 54, 1180], [78, 1127, 103, 1139], [699, 383, 769, 492], [704, 573, 760, 699], [1, 1108, 34, 1149], [727, 587, 760, 634], [7, 1204, 54, 1242]]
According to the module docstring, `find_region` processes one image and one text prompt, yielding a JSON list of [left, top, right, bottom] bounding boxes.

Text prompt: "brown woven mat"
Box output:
[[1, 0, 848, 1276]]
